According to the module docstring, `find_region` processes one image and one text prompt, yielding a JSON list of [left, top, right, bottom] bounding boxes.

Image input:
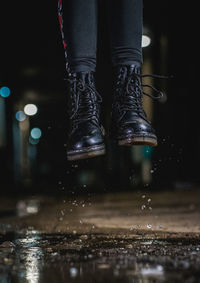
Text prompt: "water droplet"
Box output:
[[142, 195, 146, 199], [72, 230, 77, 235], [147, 198, 151, 203], [51, 252, 58, 256], [147, 224, 152, 229], [141, 205, 146, 210], [150, 170, 154, 173], [126, 244, 133, 249], [80, 234, 88, 240], [72, 164, 78, 168]]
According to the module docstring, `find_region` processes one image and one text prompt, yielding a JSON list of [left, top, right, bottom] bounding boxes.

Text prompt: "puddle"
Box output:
[[1, 232, 200, 282]]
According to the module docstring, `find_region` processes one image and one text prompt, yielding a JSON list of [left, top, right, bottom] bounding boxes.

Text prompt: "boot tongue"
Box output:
[[118, 64, 143, 121], [128, 64, 141, 75], [77, 71, 88, 82], [115, 64, 141, 83], [76, 71, 94, 85]]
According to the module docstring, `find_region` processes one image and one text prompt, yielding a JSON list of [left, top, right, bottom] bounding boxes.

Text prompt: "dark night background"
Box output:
[[0, 0, 199, 195]]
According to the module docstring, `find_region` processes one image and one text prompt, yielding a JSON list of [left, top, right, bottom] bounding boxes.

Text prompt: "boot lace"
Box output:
[[114, 67, 168, 121], [66, 75, 102, 129]]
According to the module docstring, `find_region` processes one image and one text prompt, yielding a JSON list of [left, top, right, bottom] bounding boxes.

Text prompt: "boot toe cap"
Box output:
[[118, 120, 156, 138], [67, 129, 104, 152]]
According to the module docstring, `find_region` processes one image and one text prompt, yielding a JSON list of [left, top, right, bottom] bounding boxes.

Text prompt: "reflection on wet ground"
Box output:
[[1, 232, 200, 282], [0, 190, 200, 282]]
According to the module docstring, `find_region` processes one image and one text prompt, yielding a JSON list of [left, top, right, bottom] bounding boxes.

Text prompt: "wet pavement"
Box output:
[[0, 189, 200, 282]]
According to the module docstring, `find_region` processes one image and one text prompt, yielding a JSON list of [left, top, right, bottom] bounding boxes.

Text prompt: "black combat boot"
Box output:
[[111, 64, 162, 146], [66, 71, 105, 161]]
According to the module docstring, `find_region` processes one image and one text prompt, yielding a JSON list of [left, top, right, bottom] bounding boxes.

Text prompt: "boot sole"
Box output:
[[67, 144, 106, 161], [118, 134, 157, 147]]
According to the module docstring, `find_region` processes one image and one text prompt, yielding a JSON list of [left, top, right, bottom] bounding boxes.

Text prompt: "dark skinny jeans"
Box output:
[[58, 0, 143, 73]]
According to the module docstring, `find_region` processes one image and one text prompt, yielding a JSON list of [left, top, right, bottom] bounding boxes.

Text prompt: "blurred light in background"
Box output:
[[29, 136, 40, 145], [143, 146, 154, 160], [16, 111, 26, 122], [0, 86, 11, 98], [142, 35, 151, 48], [0, 98, 7, 147], [30, 127, 42, 139], [24, 104, 38, 116]]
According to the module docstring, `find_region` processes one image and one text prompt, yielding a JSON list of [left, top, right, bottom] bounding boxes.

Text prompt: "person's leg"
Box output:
[[58, 0, 98, 73], [58, 0, 105, 161], [106, 0, 143, 67], [107, 0, 158, 147]]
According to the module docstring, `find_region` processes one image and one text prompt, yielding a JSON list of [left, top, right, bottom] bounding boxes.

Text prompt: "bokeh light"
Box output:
[[24, 104, 38, 116], [16, 111, 26, 122], [29, 136, 40, 145], [0, 86, 11, 98], [142, 35, 151, 48], [30, 127, 42, 139]]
